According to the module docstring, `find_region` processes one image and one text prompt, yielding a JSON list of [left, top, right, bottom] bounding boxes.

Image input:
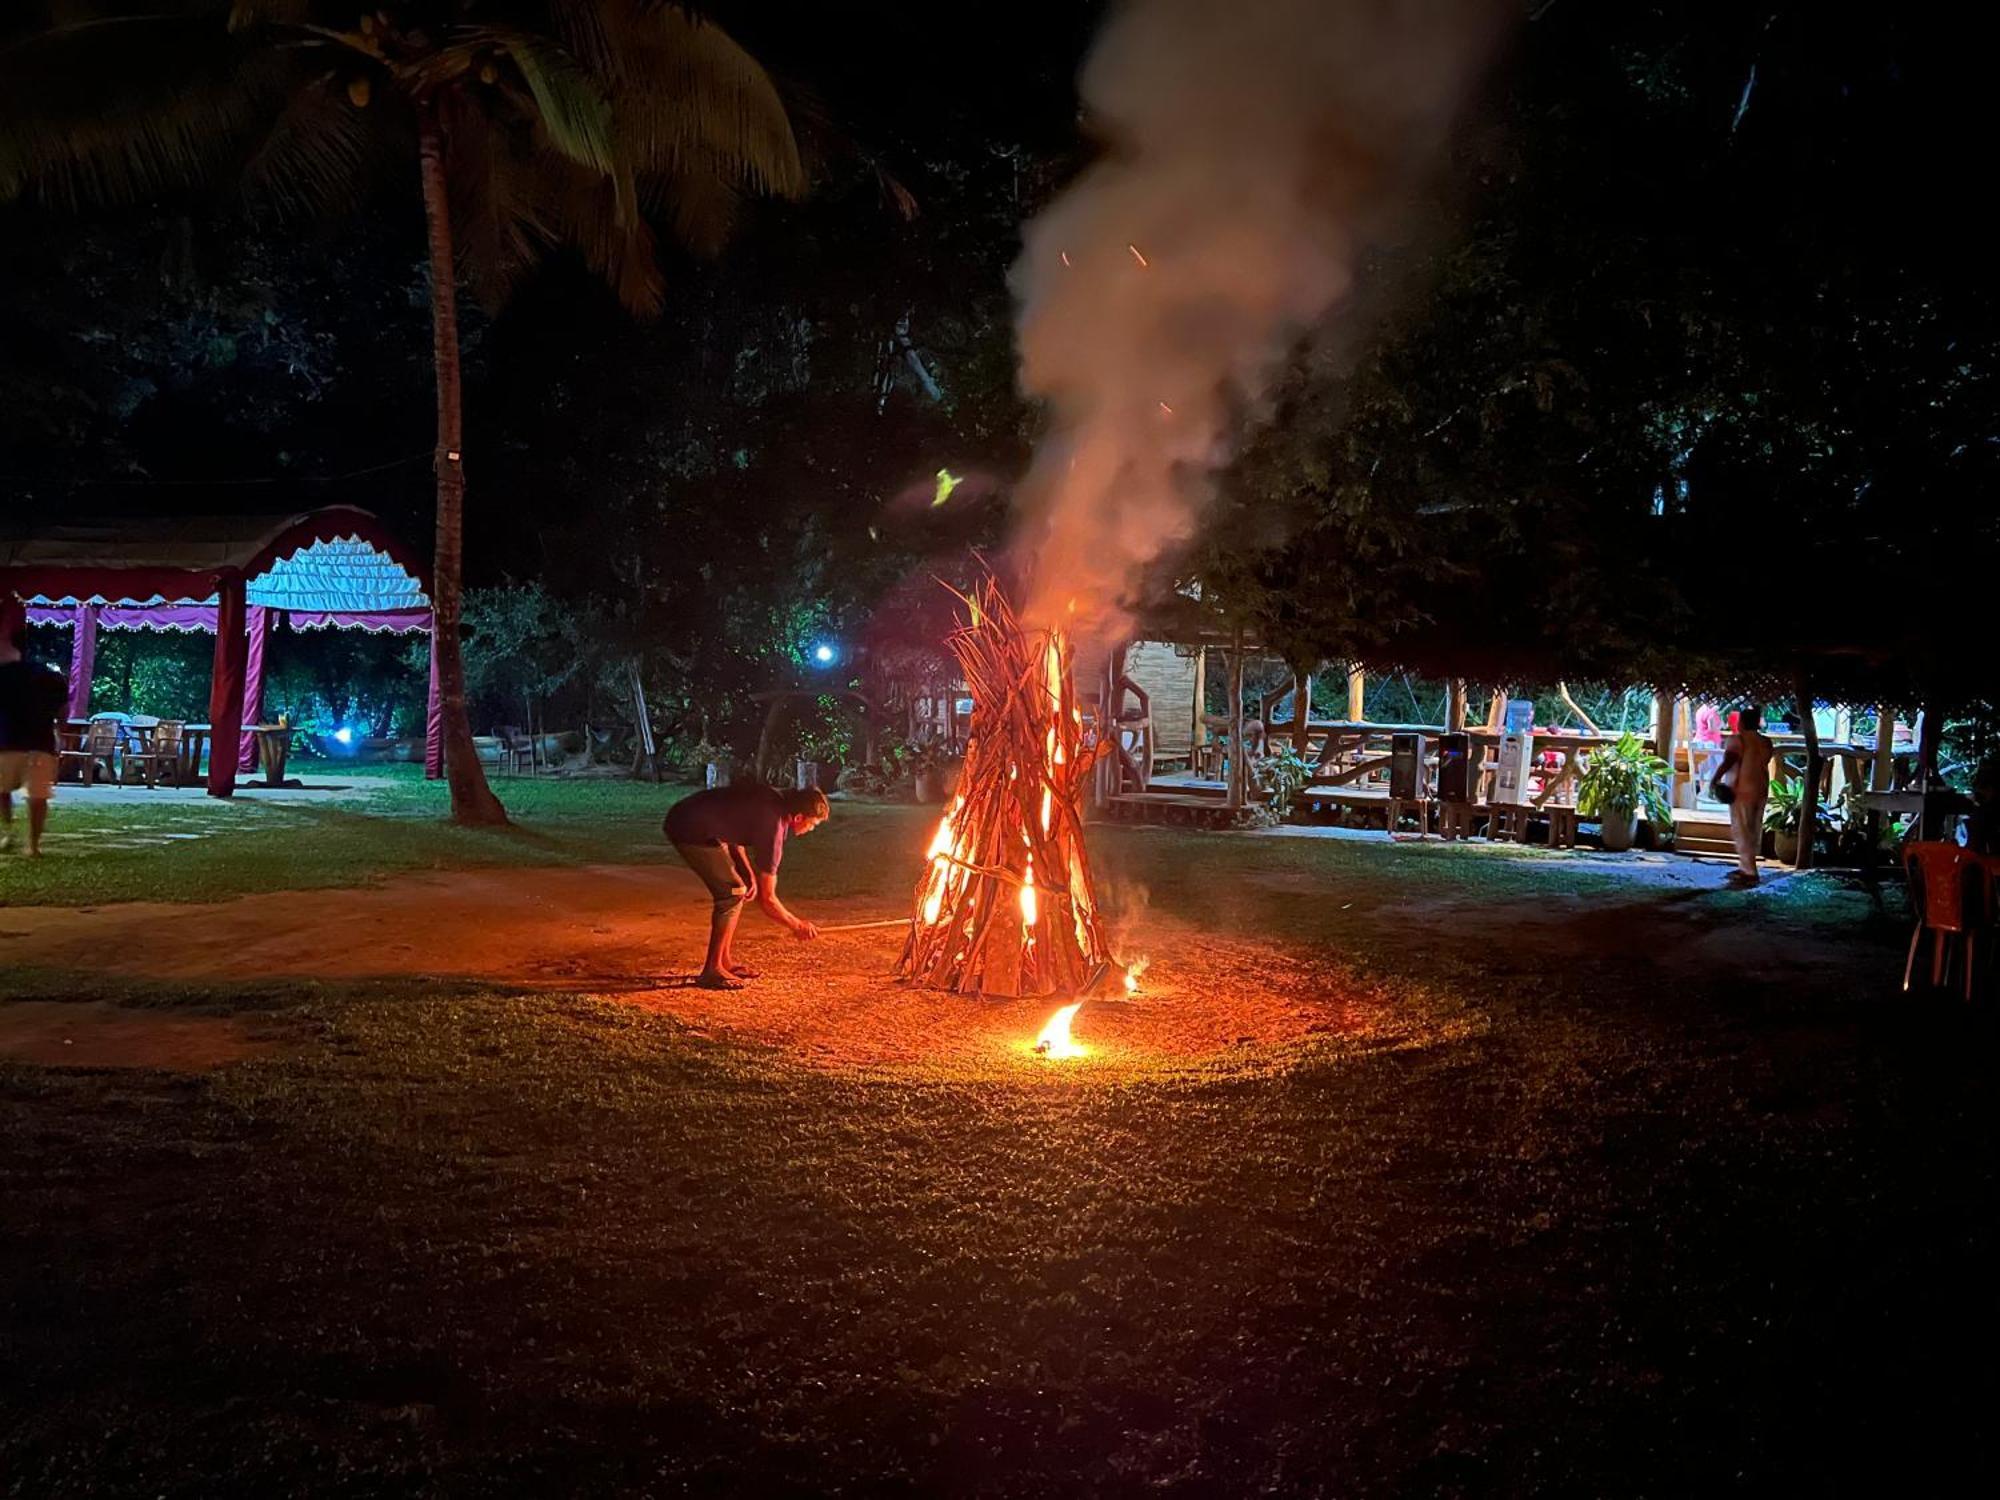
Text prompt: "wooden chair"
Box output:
[[57, 718, 120, 786], [1546, 805, 1580, 848], [122, 721, 185, 789]]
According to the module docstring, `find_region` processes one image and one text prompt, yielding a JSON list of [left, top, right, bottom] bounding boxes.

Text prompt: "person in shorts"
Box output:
[[0, 600, 68, 859], [664, 782, 827, 988]]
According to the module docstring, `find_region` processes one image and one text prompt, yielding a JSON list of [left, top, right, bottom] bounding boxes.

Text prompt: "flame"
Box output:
[[1034, 1002, 1085, 1059], [920, 801, 965, 926], [1020, 858, 1038, 925], [1123, 957, 1149, 994]]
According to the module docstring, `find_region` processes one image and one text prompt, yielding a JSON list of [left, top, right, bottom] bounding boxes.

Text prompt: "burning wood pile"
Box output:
[[897, 581, 1113, 998]]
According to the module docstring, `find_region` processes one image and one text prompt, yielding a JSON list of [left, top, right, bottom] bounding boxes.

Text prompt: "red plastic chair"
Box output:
[[1974, 853, 2000, 1002], [1903, 842, 1975, 997]]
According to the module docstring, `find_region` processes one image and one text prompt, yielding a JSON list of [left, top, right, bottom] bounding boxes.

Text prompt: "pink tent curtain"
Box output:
[[66, 603, 98, 719], [206, 576, 249, 799], [237, 605, 272, 772]]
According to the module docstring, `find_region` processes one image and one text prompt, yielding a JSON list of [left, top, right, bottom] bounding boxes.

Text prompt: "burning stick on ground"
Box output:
[[898, 579, 1113, 998]]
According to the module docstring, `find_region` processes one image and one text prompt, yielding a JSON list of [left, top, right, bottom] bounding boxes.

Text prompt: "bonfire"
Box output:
[[897, 581, 1113, 998]]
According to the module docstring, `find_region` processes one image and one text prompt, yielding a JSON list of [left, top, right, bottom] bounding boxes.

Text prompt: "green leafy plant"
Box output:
[[1576, 732, 1671, 827], [1253, 745, 1314, 819], [1764, 778, 1838, 837], [907, 741, 958, 774]]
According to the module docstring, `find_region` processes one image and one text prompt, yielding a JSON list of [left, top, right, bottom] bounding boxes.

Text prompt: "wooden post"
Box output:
[[1794, 676, 1820, 871], [1293, 670, 1312, 753], [1227, 628, 1247, 811], [1191, 647, 1208, 772], [1446, 679, 1467, 733], [1486, 687, 1507, 731], [1917, 703, 1942, 790], [1094, 655, 1118, 808], [1347, 665, 1365, 722], [1872, 702, 1895, 791]]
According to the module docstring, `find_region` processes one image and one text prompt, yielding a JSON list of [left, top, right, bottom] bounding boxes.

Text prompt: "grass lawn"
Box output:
[[0, 766, 704, 908], [2, 774, 1991, 1495]]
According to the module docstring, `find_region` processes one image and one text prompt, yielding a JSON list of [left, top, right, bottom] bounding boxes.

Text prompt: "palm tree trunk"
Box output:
[[418, 102, 507, 826]]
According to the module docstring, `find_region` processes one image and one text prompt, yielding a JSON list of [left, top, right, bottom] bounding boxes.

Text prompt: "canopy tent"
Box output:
[[1, 507, 440, 796]]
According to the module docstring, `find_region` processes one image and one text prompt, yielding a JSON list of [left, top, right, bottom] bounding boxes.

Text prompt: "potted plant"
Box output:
[[1763, 778, 1837, 864], [693, 739, 731, 789], [793, 714, 851, 792], [908, 741, 959, 804], [1252, 744, 1313, 820], [1576, 731, 1671, 852]]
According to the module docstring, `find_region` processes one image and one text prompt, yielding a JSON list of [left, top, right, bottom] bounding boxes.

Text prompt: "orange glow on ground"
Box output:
[[0, 866, 1416, 1079]]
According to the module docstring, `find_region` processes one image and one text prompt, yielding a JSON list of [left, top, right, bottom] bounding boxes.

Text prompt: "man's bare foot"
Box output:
[[723, 965, 760, 980], [694, 970, 745, 990]]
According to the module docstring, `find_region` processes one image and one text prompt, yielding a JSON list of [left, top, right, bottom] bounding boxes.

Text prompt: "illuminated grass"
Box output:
[[0, 805, 1973, 1495]]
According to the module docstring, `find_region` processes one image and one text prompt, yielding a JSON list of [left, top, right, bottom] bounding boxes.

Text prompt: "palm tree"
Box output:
[[0, 1, 804, 823]]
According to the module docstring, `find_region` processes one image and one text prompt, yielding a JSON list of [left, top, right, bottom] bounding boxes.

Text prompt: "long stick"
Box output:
[[818, 917, 915, 933]]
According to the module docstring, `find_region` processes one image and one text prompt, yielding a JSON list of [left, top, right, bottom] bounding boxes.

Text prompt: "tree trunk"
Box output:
[[417, 102, 507, 826], [1794, 675, 1820, 871]]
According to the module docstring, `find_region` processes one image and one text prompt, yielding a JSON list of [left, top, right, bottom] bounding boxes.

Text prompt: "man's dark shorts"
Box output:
[[674, 841, 752, 914]]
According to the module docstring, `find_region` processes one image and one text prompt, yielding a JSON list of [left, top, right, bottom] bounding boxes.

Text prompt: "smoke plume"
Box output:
[[1009, 0, 1498, 634]]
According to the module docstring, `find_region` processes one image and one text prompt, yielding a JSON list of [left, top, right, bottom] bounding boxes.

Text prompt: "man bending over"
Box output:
[[665, 782, 826, 988]]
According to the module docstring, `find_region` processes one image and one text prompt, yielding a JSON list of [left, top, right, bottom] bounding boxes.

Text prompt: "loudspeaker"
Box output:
[[1437, 733, 1471, 803], [1390, 733, 1427, 802]]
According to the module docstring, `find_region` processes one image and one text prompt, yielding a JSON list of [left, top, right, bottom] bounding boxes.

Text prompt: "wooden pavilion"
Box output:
[[1, 507, 439, 797]]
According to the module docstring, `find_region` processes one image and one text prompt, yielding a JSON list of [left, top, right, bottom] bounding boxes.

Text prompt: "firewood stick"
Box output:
[[817, 917, 914, 933]]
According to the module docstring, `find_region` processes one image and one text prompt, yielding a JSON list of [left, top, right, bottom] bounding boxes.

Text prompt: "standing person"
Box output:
[[664, 782, 827, 988], [0, 600, 68, 859], [1712, 706, 1774, 886], [1693, 700, 1725, 793]]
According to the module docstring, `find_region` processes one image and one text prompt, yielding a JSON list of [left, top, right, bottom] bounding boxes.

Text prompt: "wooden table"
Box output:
[[62, 719, 212, 786], [244, 723, 294, 786], [1465, 730, 1635, 809], [1767, 736, 1875, 798]]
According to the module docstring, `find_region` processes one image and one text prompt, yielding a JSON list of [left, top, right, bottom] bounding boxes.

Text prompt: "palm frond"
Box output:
[[545, 0, 620, 82], [224, 0, 310, 31], [613, 4, 803, 198], [640, 149, 739, 257], [467, 24, 616, 176], [238, 70, 377, 223], [523, 156, 665, 315], [0, 10, 277, 206], [441, 90, 553, 312]]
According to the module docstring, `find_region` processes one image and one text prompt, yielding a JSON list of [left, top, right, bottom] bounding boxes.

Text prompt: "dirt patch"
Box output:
[[0, 866, 1398, 1075], [0, 1000, 285, 1070]]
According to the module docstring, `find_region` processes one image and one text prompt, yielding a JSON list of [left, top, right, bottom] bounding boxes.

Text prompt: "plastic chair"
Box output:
[[1973, 853, 2000, 1003], [1903, 842, 1974, 997]]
